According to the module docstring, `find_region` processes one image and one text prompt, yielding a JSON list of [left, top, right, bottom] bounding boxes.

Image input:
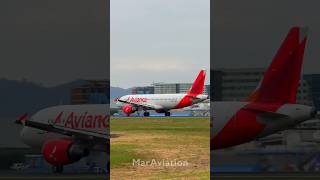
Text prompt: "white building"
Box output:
[[153, 83, 210, 95], [213, 68, 313, 105]]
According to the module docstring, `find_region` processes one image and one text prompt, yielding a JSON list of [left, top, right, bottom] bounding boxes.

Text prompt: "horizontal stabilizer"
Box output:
[[244, 104, 289, 118]]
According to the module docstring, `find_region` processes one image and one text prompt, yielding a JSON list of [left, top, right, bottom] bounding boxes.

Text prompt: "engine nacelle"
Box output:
[[42, 139, 89, 165], [123, 104, 136, 115]]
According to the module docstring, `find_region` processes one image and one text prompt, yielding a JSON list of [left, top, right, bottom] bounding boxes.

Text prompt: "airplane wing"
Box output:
[[117, 99, 163, 110], [26, 120, 108, 141], [16, 114, 108, 145]]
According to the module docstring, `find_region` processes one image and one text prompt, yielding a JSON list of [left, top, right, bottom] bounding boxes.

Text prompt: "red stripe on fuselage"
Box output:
[[174, 95, 193, 109], [211, 103, 281, 150]]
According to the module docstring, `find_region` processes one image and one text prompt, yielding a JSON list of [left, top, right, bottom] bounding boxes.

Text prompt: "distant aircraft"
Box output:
[[116, 70, 209, 116], [184, 100, 210, 111], [184, 101, 210, 116], [16, 105, 109, 173], [211, 27, 316, 150]]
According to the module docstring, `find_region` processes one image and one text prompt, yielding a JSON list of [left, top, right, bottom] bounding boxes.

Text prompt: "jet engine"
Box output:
[[123, 104, 136, 115], [42, 139, 89, 165]]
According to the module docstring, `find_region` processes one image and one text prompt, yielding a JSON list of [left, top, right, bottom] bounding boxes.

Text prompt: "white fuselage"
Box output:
[[20, 104, 109, 151], [211, 101, 315, 149], [118, 94, 208, 110]]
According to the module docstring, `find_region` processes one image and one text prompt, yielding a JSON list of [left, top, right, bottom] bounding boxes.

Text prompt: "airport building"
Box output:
[[212, 68, 264, 101], [131, 86, 154, 94], [71, 80, 109, 104], [212, 68, 317, 108], [153, 83, 210, 95], [130, 83, 210, 95], [303, 74, 320, 110], [297, 79, 313, 106]]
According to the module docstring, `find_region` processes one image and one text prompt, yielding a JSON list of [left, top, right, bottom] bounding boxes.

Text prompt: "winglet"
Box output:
[[15, 112, 28, 125]]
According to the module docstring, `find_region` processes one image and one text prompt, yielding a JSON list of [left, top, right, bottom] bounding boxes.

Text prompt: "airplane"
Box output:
[[16, 104, 109, 173], [211, 27, 317, 150], [183, 100, 210, 116], [116, 69, 209, 116]]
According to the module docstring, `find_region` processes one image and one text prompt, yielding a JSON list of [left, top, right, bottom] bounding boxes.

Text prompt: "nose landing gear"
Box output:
[[52, 165, 63, 173], [143, 112, 150, 117]]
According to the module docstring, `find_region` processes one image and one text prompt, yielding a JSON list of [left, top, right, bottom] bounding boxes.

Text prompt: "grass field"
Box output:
[[110, 117, 210, 179]]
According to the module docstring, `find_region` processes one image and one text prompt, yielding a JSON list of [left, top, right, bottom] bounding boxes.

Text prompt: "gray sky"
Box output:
[[111, 0, 210, 88], [0, 0, 108, 87], [213, 0, 320, 74]]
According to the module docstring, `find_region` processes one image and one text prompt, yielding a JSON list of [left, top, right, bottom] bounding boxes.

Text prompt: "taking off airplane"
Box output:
[[211, 27, 316, 150], [116, 70, 209, 116], [16, 105, 109, 173]]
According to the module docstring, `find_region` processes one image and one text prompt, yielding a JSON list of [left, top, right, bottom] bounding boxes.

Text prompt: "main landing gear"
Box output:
[[143, 112, 150, 117], [143, 111, 170, 116]]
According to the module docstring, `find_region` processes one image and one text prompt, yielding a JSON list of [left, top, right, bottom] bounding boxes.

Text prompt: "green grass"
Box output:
[[110, 117, 210, 179], [110, 144, 142, 168], [111, 117, 209, 134]]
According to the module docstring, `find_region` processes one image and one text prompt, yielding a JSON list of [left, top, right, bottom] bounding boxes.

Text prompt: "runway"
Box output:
[[0, 172, 108, 179], [212, 173, 320, 180]]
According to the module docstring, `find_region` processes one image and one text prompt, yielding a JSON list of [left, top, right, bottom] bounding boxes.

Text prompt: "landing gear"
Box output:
[[143, 112, 150, 117], [52, 165, 63, 173], [164, 112, 171, 116]]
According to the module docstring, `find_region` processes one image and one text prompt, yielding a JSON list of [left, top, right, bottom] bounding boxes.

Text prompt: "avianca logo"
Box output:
[[54, 112, 109, 129], [127, 97, 148, 103]]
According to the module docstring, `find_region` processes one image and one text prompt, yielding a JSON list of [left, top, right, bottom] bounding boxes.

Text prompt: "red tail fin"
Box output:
[[246, 27, 308, 103], [188, 69, 206, 95]]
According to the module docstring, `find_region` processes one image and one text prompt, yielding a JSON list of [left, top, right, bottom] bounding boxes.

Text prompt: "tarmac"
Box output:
[[0, 171, 108, 179], [212, 173, 320, 180]]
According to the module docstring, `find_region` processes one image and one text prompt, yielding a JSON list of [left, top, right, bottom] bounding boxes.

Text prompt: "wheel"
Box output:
[[164, 112, 171, 116], [143, 112, 150, 116], [52, 165, 63, 173]]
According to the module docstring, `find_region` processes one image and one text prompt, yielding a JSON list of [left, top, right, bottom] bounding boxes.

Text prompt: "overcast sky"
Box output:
[[213, 0, 320, 75], [2, 1, 319, 88], [0, 0, 108, 87], [0, 0, 209, 88], [110, 0, 210, 88]]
